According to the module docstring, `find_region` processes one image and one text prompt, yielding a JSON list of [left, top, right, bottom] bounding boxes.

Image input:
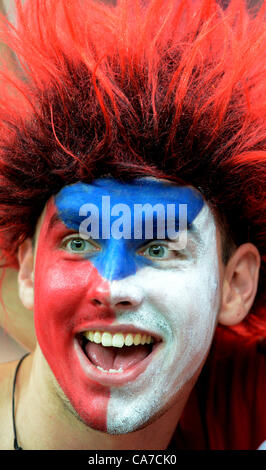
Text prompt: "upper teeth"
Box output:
[[83, 331, 154, 348]]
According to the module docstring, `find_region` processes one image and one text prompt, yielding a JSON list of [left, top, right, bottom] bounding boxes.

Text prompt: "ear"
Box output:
[[218, 243, 261, 326], [17, 238, 35, 310]]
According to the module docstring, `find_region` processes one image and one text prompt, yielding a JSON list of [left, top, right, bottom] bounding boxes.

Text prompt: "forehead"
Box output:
[[55, 177, 203, 203], [53, 178, 204, 232]]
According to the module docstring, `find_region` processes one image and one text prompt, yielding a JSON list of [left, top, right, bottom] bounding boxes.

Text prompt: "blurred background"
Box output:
[[0, 327, 26, 363], [0, 0, 28, 363]]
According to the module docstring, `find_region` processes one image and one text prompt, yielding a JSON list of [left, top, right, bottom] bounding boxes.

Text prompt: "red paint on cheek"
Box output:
[[34, 199, 116, 431]]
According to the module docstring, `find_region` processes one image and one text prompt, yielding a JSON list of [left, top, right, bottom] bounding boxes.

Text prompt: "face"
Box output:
[[32, 178, 221, 434]]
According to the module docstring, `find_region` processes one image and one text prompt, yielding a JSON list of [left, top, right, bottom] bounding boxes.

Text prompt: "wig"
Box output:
[[0, 0, 265, 337]]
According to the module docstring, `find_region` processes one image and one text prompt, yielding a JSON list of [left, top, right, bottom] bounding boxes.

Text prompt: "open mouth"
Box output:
[[76, 329, 160, 375]]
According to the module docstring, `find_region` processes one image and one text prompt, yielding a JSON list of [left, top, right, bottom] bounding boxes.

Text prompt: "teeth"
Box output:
[[133, 333, 141, 345], [112, 333, 125, 348], [93, 331, 102, 344], [101, 332, 112, 347], [141, 335, 147, 345], [96, 366, 123, 374], [124, 333, 134, 346], [83, 330, 154, 348], [88, 331, 94, 342]]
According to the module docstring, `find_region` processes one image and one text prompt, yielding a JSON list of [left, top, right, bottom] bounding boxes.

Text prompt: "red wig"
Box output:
[[0, 0, 265, 337]]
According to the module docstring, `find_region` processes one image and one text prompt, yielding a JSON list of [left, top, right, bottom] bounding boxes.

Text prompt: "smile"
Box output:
[[75, 327, 162, 386], [84, 330, 154, 347]]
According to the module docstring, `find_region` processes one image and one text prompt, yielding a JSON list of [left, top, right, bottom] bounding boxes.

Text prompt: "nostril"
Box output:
[[116, 301, 132, 307], [91, 298, 102, 306]]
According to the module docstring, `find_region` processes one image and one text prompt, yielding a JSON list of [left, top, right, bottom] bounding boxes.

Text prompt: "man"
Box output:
[[0, 0, 265, 449]]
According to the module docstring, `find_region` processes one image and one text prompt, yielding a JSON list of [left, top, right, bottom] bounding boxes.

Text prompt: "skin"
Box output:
[[0, 178, 261, 449], [0, 268, 36, 352], [32, 179, 208, 433]]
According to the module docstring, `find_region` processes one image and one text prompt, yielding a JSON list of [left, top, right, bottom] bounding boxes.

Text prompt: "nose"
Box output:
[[110, 281, 144, 310], [93, 239, 137, 282], [90, 281, 143, 311]]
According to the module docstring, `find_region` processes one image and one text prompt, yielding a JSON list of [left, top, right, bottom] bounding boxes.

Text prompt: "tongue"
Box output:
[[85, 342, 151, 371]]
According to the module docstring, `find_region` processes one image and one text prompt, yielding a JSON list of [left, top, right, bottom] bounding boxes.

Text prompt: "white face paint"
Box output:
[[106, 204, 221, 433]]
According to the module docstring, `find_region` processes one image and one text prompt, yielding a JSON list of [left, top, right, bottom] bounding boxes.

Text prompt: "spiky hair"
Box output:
[[0, 0, 265, 336]]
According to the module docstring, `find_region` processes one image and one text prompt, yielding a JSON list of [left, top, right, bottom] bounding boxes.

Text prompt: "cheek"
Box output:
[[34, 260, 89, 321], [33, 254, 111, 346], [142, 267, 220, 395], [144, 262, 220, 350]]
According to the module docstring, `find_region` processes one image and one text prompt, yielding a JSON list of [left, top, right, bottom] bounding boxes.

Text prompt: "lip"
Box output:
[[74, 328, 163, 387]]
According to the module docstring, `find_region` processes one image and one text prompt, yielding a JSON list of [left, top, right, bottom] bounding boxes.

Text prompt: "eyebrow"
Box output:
[[47, 213, 63, 231], [47, 212, 82, 234], [187, 222, 204, 244], [164, 224, 203, 248], [46, 209, 204, 247]]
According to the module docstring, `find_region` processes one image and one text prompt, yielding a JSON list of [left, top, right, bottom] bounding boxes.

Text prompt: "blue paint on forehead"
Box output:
[[55, 178, 204, 230], [54, 178, 204, 281]]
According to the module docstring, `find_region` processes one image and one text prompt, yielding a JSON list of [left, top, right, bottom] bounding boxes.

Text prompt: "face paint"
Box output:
[[33, 178, 220, 433], [106, 204, 220, 433], [55, 178, 204, 280], [34, 198, 113, 431]]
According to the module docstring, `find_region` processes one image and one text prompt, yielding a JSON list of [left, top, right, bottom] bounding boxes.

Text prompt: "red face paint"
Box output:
[[34, 198, 115, 431]]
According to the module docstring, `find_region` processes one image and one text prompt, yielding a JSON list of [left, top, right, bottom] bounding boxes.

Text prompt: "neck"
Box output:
[[14, 349, 186, 450]]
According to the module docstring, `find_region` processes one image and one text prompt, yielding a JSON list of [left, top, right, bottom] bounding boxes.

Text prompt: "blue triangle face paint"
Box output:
[[54, 178, 204, 281]]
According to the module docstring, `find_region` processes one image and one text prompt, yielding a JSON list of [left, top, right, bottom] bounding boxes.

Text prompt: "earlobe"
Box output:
[[218, 243, 260, 326], [17, 238, 35, 310]]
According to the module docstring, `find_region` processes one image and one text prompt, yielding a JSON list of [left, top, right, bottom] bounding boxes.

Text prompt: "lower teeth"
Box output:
[[96, 366, 123, 374]]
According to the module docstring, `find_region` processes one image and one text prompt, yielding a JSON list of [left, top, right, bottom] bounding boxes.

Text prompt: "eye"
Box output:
[[139, 240, 188, 262], [141, 242, 172, 260], [62, 235, 100, 254]]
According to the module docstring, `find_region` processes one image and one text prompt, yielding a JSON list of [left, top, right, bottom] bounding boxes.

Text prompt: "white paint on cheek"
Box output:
[[106, 205, 221, 434]]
